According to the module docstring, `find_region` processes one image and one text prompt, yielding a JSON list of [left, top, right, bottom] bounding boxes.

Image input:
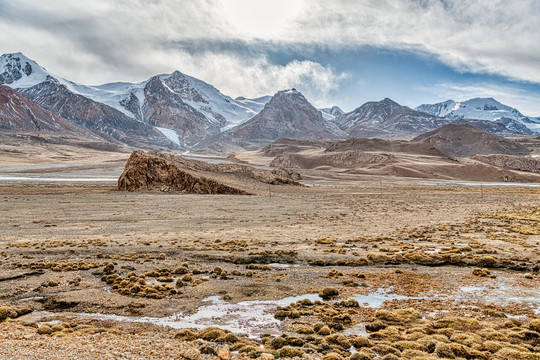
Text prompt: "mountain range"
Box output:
[[1, 52, 539, 154]]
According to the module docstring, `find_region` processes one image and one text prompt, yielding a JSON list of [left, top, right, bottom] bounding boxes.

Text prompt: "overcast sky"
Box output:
[[1, 0, 539, 115]]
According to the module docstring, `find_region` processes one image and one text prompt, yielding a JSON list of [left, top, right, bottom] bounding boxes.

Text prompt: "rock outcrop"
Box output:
[[118, 151, 249, 194], [118, 150, 301, 194]]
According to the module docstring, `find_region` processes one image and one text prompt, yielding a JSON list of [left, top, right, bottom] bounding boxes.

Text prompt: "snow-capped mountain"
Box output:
[[336, 98, 448, 138], [0, 52, 50, 88], [73, 71, 270, 132], [0, 52, 270, 149], [320, 106, 344, 120], [416, 98, 540, 131]]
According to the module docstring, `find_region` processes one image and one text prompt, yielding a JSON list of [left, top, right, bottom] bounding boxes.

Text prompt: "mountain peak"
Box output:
[[0, 52, 50, 88], [381, 97, 399, 105]]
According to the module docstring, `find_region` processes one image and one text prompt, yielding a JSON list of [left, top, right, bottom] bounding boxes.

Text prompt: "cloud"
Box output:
[[0, 0, 538, 107], [288, 0, 540, 84], [162, 51, 349, 106]]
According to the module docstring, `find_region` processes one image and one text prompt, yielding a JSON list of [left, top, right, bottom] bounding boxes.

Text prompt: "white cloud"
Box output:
[[288, 0, 540, 84], [0, 0, 539, 105], [162, 51, 349, 105]]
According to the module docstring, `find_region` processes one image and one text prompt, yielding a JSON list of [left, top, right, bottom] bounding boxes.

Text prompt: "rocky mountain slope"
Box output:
[[1, 53, 175, 149], [196, 89, 347, 153], [336, 98, 448, 138], [413, 124, 531, 157], [0, 85, 97, 137], [230, 89, 345, 141]]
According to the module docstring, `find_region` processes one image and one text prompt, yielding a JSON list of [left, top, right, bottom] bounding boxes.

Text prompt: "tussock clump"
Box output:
[[325, 334, 351, 349], [317, 325, 332, 336], [197, 327, 226, 341], [370, 344, 400, 356], [449, 343, 489, 359], [349, 348, 376, 360], [434, 317, 481, 330], [0, 306, 18, 321], [0, 305, 31, 321], [494, 347, 540, 360], [349, 336, 372, 349], [174, 329, 197, 341], [528, 319, 540, 332], [279, 346, 304, 358], [322, 352, 343, 360], [320, 287, 339, 300], [434, 342, 455, 358], [375, 308, 421, 324], [472, 267, 495, 277], [296, 325, 314, 334]]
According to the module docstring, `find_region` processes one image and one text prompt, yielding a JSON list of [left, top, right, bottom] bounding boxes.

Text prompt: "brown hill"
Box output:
[[260, 138, 332, 157], [118, 150, 301, 194], [0, 85, 99, 137], [269, 151, 395, 169], [413, 124, 530, 157], [471, 154, 540, 174], [324, 137, 454, 159]]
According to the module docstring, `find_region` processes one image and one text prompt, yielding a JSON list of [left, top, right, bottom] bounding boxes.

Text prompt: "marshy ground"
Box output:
[[0, 178, 539, 359]]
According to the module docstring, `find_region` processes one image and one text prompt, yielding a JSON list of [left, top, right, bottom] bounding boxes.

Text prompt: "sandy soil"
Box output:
[[0, 162, 539, 359]]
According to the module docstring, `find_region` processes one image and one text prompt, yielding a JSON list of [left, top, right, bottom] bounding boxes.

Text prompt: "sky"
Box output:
[[1, 0, 540, 116]]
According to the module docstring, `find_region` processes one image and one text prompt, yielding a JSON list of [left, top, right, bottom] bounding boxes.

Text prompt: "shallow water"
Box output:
[[0, 175, 117, 182], [22, 280, 540, 338]]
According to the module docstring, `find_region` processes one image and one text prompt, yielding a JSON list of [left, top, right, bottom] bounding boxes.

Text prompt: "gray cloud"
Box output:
[[0, 0, 538, 106]]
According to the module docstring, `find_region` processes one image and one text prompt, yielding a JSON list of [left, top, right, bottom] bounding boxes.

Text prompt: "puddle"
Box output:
[[267, 263, 295, 269], [23, 294, 322, 339], [353, 289, 424, 308], [343, 323, 369, 337]]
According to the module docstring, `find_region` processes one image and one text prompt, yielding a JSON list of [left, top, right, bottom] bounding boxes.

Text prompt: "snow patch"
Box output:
[[156, 127, 181, 146]]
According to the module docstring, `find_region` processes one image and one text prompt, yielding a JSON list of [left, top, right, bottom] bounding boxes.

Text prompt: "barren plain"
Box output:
[[0, 159, 539, 359]]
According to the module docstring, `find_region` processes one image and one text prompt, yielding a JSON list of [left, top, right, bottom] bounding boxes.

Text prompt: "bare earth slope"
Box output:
[[413, 124, 531, 157], [472, 154, 540, 174], [236, 137, 540, 183]]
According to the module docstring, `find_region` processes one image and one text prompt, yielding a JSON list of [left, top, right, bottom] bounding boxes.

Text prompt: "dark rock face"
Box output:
[[20, 79, 174, 149], [231, 89, 344, 141], [413, 124, 531, 157], [141, 75, 224, 144], [118, 150, 250, 194], [118, 150, 302, 194], [0, 54, 33, 84]]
